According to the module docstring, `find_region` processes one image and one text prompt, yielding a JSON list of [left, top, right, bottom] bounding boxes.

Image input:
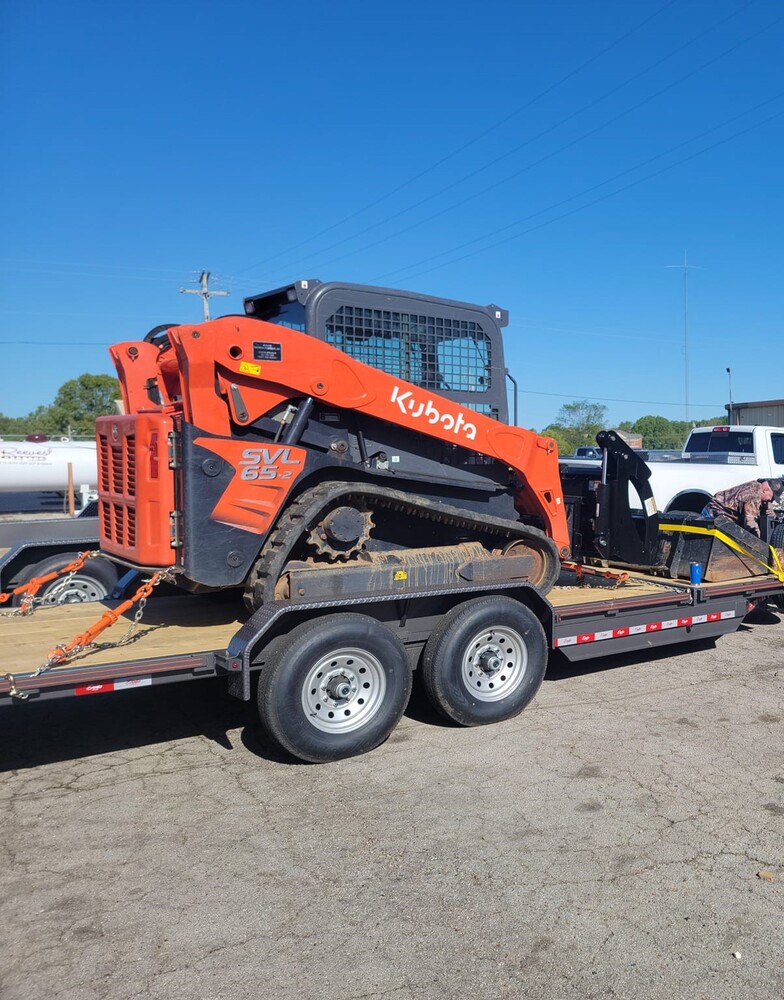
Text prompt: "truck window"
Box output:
[[772, 433, 784, 465], [685, 430, 755, 454]]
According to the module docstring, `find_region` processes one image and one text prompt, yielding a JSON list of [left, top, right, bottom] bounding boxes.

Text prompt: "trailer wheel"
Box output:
[[11, 551, 119, 606], [257, 614, 412, 763], [422, 597, 547, 727]]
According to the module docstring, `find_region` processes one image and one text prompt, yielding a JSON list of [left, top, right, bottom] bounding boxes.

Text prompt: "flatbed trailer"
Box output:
[[2, 567, 781, 762]]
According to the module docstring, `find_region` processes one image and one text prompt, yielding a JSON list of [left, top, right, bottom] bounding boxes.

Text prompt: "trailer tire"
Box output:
[[256, 614, 412, 763], [11, 551, 119, 605], [422, 597, 547, 727]]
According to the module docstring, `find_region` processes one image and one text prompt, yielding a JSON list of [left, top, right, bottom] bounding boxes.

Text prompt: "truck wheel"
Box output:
[[11, 552, 119, 605], [257, 614, 412, 763], [422, 597, 547, 727]]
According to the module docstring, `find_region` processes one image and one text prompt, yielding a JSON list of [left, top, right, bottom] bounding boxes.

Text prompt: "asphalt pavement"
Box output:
[[1, 605, 783, 1000]]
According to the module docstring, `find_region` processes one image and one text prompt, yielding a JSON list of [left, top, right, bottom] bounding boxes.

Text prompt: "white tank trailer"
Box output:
[[0, 440, 97, 493]]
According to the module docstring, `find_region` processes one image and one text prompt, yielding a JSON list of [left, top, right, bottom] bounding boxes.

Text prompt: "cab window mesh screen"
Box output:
[[325, 306, 491, 393]]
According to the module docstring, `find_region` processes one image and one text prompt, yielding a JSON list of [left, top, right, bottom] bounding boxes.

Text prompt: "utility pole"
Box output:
[[726, 366, 733, 424], [179, 270, 229, 322], [665, 250, 703, 424]]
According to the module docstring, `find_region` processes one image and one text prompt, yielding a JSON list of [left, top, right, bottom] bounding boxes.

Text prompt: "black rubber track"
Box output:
[[243, 481, 560, 611]]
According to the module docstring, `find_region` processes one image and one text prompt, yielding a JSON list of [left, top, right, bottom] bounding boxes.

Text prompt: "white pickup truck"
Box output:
[[644, 425, 784, 513]]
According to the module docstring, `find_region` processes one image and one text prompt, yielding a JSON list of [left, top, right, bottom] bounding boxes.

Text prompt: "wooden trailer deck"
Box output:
[[0, 595, 246, 677], [0, 574, 681, 680], [1, 569, 778, 701]]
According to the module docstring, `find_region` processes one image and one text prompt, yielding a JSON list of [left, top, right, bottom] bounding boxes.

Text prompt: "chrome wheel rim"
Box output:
[[40, 574, 111, 604], [301, 647, 387, 733], [461, 625, 528, 702]]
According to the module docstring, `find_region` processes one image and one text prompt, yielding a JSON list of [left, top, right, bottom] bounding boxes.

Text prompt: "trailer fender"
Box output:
[[218, 581, 554, 702]]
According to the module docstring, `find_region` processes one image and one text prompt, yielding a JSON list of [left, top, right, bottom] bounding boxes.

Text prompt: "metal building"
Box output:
[[725, 398, 784, 427]]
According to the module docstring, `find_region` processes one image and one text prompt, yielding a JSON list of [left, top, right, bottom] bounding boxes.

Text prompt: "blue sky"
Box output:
[[1, 0, 782, 433]]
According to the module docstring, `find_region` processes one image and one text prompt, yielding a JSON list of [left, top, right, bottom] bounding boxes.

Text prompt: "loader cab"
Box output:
[[243, 280, 511, 424]]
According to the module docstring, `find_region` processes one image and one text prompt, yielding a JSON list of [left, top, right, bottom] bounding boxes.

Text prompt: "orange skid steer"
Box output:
[[97, 280, 570, 611]]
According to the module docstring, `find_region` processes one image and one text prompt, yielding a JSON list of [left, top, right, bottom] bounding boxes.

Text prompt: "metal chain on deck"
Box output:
[[0, 551, 99, 617], [561, 560, 630, 588], [3, 673, 28, 701], [30, 570, 175, 678], [1, 570, 175, 701]]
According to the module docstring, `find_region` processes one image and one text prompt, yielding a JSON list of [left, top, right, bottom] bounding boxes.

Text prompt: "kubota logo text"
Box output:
[[391, 386, 477, 441]]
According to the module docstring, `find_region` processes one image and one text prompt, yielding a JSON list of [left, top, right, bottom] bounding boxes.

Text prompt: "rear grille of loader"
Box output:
[[96, 413, 178, 568], [98, 430, 136, 549]]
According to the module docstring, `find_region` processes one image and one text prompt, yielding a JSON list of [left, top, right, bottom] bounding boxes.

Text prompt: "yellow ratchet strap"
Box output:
[[659, 522, 784, 584]]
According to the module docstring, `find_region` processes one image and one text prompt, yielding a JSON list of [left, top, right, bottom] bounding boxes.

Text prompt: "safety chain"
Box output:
[[3, 673, 28, 701], [561, 560, 630, 588], [31, 570, 175, 678], [0, 550, 99, 617], [1, 570, 174, 701]]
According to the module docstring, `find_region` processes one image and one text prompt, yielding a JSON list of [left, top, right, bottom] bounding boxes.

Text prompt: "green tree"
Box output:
[[44, 374, 120, 436], [0, 413, 29, 436], [542, 399, 608, 455], [0, 375, 119, 438], [540, 424, 577, 456], [630, 415, 684, 450], [629, 414, 729, 449]]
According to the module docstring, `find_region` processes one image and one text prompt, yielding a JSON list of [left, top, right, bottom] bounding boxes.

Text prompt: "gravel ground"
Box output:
[[1, 605, 782, 1000]]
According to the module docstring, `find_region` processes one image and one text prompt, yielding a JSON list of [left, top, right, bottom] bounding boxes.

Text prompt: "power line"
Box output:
[[509, 322, 682, 345], [374, 96, 784, 284], [520, 388, 723, 408], [233, 0, 680, 277], [273, 0, 763, 277], [307, 5, 775, 275], [0, 264, 188, 284]]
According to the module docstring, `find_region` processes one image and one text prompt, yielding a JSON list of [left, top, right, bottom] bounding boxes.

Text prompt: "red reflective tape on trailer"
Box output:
[[75, 683, 114, 696], [556, 610, 736, 648], [74, 677, 151, 696]]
